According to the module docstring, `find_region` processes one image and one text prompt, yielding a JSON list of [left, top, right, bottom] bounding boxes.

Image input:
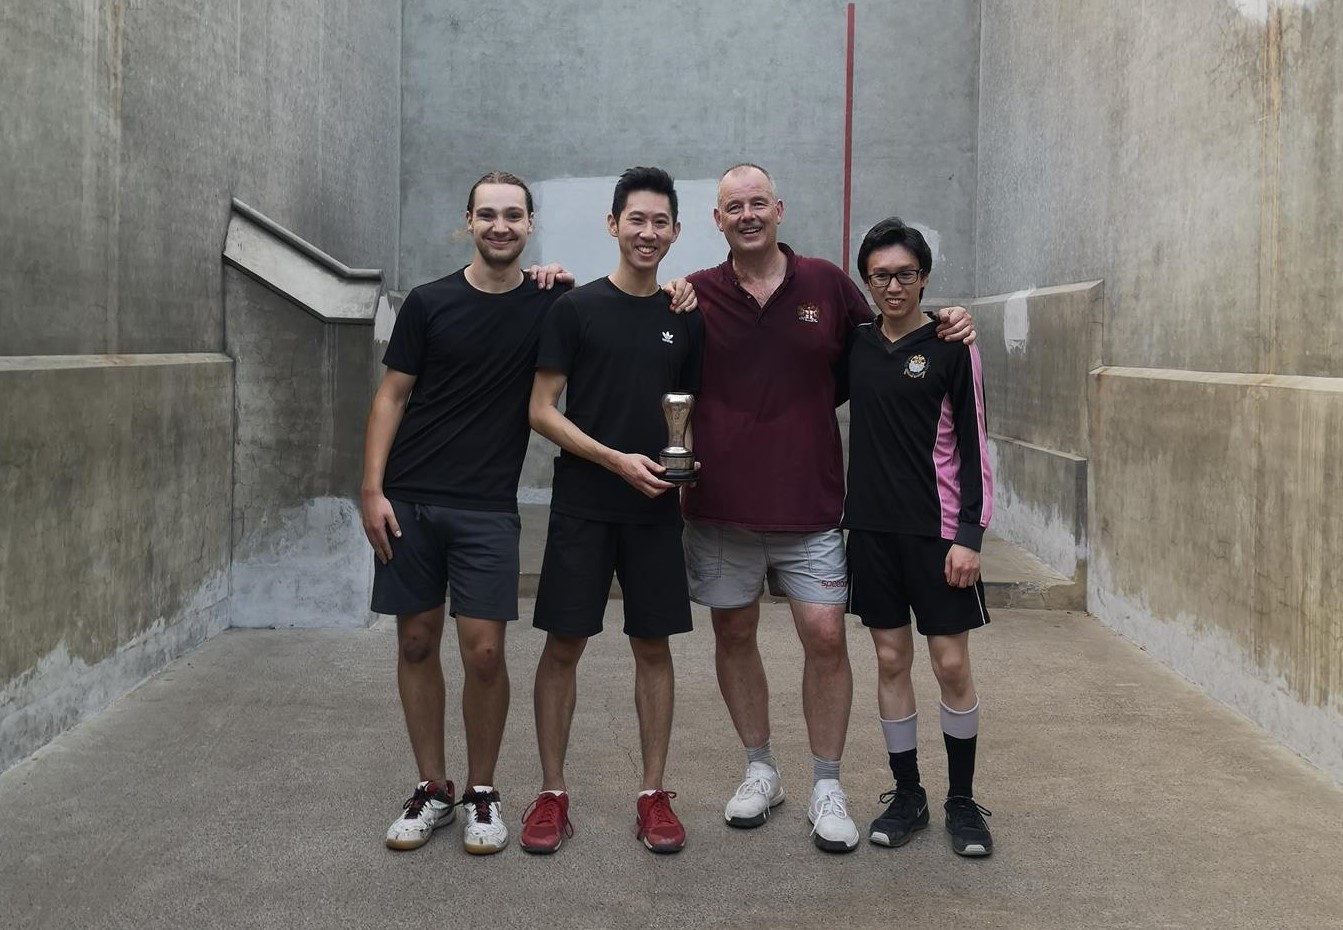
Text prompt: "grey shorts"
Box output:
[[369, 500, 520, 620], [682, 520, 849, 608]]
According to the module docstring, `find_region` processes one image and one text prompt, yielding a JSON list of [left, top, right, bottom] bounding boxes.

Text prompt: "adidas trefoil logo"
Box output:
[[661, 331, 674, 344]]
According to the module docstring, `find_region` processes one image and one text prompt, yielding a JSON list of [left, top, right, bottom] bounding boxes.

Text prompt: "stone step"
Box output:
[[518, 504, 1084, 611]]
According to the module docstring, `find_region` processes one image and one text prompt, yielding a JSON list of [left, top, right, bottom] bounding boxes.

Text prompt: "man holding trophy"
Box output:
[[523, 167, 703, 855]]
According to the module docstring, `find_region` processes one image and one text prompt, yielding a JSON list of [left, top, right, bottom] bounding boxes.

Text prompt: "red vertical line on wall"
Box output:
[[842, 2, 856, 272]]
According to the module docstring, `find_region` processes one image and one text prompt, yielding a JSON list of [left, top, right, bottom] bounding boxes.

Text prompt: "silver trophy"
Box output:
[[659, 392, 697, 484]]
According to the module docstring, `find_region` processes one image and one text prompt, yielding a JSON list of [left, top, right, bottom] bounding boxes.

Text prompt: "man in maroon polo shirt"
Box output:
[[682, 163, 974, 852]]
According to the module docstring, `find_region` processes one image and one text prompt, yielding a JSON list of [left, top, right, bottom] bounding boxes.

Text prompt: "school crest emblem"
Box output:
[[904, 354, 928, 379], [796, 303, 820, 323]]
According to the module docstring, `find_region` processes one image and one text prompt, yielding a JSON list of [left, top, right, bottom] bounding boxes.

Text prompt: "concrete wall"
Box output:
[[0, 0, 400, 771], [399, 0, 980, 297], [0, 0, 401, 356], [977, 0, 1340, 377], [224, 205, 381, 629], [977, 0, 1343, 779], [973, 282, 1102, 578], [0, 356, 233, 771]]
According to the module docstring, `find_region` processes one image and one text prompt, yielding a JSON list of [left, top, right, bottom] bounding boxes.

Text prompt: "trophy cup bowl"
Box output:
[[659, 392, 697, 484]]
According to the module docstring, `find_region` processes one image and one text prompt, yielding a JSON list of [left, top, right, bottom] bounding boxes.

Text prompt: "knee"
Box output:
[[713, 615, 757, 653], [544, 635, 586, 668], [931, 650, 970, 690], [874, 642, 914, 680], [804, 625, 848, 664], [461, 638, 504, 679], [631, 637, 672, 669], [399, 634, 435, 665]]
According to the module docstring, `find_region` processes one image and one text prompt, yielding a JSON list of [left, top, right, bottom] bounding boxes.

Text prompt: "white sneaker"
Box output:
[[385, 780, 456, 850], [461, 785, 510, 855], [807, 779, 859, 852], [724, 761, 785, 828]]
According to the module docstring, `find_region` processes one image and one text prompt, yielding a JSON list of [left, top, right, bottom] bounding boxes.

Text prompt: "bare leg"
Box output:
[[928, 632, 976, 710], [870, 625, 917, 720], [789, 600, 852, 762], [396, 607, 447, 783], [456, 616, 508, 786], [533, 633, 588, 792], [630, 636, 675, 791], [711, 603, 770, 748]]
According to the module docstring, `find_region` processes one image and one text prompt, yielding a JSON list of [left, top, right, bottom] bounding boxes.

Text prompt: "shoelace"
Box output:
[[946, 797, 992, 825], [460, 789, 500, 824], [522, 794, 574, 838], [402, 784, 435, 817], [639, 790, 680, 834], [878, 788, 925, 812], [732, 775, 774, 802], [809, 789, 849, 836]]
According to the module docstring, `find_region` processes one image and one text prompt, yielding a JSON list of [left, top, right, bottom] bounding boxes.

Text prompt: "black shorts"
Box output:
[[533, 511, 693, 640], [847, 530, 990, 636], [369, 500, 520, 620]]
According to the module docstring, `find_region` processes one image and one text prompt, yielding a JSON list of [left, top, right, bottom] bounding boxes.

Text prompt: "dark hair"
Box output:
[[467, 171, 534, 215], [612, 166, 678, 222], [856, 216, 932, 279]]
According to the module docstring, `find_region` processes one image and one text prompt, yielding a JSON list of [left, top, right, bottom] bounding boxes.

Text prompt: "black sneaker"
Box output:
[[868, 786, 929, 847], [944, 796, 993, 857]]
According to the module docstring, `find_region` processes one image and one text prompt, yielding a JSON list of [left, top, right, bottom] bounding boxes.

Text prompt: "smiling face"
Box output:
[[608, 189, 680, 275], [713, 166, 784, 257], [864, 243, 929, 332], [466, 182, 533, 268]]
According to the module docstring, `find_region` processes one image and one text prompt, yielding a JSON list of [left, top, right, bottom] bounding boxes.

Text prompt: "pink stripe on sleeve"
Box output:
[[969, 345, 993, 528], [934, 395, 961, 540]]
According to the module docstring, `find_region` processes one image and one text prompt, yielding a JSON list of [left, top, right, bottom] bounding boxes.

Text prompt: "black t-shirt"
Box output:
[[382, 270, 568, 511], [536, 277, 704, 524]]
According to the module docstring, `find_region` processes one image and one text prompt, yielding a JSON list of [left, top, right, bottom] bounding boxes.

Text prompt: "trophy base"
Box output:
[[660, 451, 696, 485], [661, 467, 698, 485]]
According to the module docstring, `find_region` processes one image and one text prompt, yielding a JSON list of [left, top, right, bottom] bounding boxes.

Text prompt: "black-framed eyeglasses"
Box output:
[[866, 269, 922, 287]]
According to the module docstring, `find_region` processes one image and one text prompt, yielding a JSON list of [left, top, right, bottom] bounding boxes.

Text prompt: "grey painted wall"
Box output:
[[399, 0, 979, 297], [975, 0, 1343, 780], [976, 0, 1341, 376], [0, 0, 401, 356]]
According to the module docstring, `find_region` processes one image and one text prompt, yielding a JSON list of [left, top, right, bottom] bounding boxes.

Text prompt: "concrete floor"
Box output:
[[3, 603, 1342, 929]]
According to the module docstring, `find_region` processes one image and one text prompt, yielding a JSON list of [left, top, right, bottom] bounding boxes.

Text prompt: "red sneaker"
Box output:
[[520, 791, 573, 854], [636, 789, 686, 853]]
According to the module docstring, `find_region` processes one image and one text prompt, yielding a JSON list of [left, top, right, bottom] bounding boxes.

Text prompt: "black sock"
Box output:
[[944, 733, 977, 798], [888, 749, 922, 793]]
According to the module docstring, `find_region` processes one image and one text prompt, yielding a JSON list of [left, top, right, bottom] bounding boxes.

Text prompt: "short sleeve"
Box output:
[[536, 292, 580, 374], [382, 288, 428, 376]]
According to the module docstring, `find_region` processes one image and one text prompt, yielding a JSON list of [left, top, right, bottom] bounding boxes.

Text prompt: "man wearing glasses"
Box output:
[[843, 216, 994, 858], [682, 164, 975, 852]]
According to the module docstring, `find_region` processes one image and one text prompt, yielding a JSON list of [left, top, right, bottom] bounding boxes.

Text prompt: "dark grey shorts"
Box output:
[[370, 500, 520, 621]]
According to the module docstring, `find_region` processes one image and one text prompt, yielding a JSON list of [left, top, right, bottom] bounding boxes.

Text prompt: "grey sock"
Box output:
[[745, 739, 777, 769], [880, 712, 918, 753], [812, 756, 840, 784], [940, 700, 980, 740]]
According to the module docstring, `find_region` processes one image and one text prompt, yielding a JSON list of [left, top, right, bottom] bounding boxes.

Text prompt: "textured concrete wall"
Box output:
[[399, 0, 979, 297], [973, 282, 1101, 577], [0, 0, 401, 356], [0, 356, 233, 771], [223, 202, 381, 629], [1090, 368, 1343, 781], [977, 0, 1341, 376]]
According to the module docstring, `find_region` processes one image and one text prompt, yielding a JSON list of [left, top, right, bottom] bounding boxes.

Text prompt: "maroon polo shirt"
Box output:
[[684, 244, 875, 532]]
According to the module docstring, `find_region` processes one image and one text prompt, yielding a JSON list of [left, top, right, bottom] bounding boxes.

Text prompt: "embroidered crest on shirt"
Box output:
[[904, 354, 928, 378], [661, 331, 674, 344], [796, 303, 820, 324]]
